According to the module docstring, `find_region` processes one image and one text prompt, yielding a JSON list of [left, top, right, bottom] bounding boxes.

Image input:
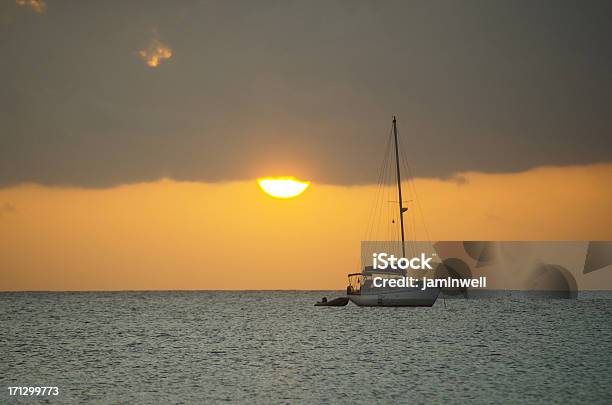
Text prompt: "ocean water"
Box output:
[[2, 291, 612, 404]]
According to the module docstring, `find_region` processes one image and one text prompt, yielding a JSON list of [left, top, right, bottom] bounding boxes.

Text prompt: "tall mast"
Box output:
[[392, 116, 407, 258]]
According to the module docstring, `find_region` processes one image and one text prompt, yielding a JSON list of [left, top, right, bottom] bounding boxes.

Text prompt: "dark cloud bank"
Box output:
[[1, 0, 611, 187]]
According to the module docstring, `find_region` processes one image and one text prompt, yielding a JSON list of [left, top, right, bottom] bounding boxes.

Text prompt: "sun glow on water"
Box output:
[[257, 177, 310, 199]]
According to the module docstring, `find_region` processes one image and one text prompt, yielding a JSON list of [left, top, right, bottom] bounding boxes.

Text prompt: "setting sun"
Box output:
[[257, 177, 310, 199]]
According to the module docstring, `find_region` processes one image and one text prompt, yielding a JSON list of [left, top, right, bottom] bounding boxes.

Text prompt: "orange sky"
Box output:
[[1, 163, 611, 291]]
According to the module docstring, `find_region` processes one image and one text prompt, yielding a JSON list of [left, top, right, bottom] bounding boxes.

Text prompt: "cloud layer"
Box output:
[[1, 1, 611, 187]]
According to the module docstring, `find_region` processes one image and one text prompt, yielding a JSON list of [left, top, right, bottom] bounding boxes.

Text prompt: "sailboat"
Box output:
[[347, 117, 440, 307]]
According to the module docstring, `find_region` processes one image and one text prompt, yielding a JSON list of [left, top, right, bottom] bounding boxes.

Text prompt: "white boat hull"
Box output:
[[348, 287, 440, 307]]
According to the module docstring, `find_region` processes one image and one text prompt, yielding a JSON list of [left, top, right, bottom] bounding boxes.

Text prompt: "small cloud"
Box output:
[[16, 0, 47, 14], [449, 173, 468, 186], [138, 36, 173, 68]]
